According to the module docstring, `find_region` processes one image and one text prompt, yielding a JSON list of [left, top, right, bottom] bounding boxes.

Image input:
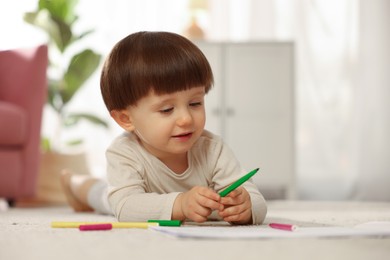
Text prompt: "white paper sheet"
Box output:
[[150, 222, 390, 239]]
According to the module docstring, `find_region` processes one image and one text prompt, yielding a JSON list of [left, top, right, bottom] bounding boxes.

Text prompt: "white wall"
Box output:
[[351, 0, 390, 200]]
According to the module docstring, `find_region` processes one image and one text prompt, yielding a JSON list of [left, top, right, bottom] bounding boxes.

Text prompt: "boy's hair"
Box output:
[[100, 31, 214, 111]]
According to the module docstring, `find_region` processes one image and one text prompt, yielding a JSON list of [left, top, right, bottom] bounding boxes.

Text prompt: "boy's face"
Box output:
[[121, 86, 206, 160]]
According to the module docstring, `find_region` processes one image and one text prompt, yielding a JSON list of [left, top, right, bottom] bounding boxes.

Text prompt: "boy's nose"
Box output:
[[176, 109, 193, 126]]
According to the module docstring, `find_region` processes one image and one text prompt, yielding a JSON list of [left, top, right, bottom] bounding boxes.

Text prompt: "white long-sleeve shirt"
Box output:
[[106, 130, 267, 224]]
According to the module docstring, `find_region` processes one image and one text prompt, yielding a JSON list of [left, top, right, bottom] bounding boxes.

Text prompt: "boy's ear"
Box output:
[[110, 109, 135, 132]]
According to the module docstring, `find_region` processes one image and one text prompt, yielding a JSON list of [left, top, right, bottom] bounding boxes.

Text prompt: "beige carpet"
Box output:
[[1, 200, 390, 260]]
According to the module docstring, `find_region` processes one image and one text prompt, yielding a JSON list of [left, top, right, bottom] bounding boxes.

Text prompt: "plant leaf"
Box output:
[[49, 16, 73, 52], [24, 10, 72, 52], [73, 29, 95, 43], [41, 137, 51, 152], [47, 78, 70, 113], [62, 50, 101, 104], [38, 0, 79, 24], [65, 139, 83, 146], [64, 113, 109, 128]]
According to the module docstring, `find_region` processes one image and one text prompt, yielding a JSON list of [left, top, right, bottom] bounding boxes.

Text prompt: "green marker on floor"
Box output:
[[148, 220, 182, 226]]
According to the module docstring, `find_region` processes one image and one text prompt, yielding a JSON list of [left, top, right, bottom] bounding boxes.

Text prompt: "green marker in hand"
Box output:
[[219, 168, 260, 197]]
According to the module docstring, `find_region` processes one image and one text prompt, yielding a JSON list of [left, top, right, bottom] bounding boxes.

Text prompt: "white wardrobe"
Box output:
[[195, 42, 295, 199]]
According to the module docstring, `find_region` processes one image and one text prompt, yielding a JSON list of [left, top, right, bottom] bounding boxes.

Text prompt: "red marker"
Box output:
[[269, 223, 297, 231], [79, 223, 112, 231]]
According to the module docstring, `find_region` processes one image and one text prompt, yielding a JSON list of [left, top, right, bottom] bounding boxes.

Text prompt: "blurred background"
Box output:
[[1, 0, 389, 202]]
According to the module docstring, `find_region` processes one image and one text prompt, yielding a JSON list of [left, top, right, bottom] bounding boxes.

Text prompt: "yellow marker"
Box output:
[[51, 221, 159, 229]]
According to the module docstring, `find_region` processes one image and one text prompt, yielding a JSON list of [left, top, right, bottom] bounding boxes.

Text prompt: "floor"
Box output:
[[1, 200, 390, 260]]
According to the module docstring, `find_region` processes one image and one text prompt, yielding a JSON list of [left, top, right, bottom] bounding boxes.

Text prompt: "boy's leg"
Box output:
[[87, 180, 112, 215], [60, 169, 112, 215], [60, 169, 96, 212]]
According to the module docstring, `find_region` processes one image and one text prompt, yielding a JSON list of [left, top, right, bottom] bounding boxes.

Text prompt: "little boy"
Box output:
[[61, 31, 267, 224]]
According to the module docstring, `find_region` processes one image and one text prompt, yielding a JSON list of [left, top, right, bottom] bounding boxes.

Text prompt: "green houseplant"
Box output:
[[24, 0, 108, 152], [22, 0, 108, 204]]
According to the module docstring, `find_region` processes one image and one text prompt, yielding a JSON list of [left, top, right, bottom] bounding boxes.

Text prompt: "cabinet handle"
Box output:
[[212, 108, 221, 116], [226, 108, 235, 116], [211, 108, 235, 116]]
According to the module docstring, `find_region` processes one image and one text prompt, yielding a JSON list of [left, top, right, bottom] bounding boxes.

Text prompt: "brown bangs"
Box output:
[[100, 31, 214, 111]]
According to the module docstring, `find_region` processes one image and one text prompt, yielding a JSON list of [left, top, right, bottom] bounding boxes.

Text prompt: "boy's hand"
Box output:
[[218, 187, 252, 224], [173, 186, 222, 223]]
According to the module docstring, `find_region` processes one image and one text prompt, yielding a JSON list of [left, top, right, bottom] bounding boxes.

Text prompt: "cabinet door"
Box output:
[[195, 42, 224, 136], [224, 43, 295, 198]]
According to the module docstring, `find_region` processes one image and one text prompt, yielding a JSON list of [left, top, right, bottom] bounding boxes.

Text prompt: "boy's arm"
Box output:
[[108, 181, 181, 222], [208, 137, 267, 224]]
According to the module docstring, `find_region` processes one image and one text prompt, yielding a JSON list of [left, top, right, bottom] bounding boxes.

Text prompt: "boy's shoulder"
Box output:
[[108, 131, 139, 151], [199, 129, 220, 140], [194, 129, 224, 151], [192, 130, 237, 168]]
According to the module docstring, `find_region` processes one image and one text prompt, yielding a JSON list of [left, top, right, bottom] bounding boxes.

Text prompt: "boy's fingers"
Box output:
[[189, 212, 208, 223], [206, 199, 223, 210], [223, 208, 251, 223], [220, 196, 234, 205], [219, 204, 242, 217], [197, 194, 222, 210], [228, 187, 243, 197], [194, 205, 212, 217], [219, 187, 242, 202], [220, 193, 244, 205], [198, 187, 221, 201], [219, 197, 251, 216]]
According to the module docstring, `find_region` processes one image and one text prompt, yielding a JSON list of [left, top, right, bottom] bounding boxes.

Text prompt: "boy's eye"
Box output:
[[159, 107, 174, 114], [190, 102, 202, 107]]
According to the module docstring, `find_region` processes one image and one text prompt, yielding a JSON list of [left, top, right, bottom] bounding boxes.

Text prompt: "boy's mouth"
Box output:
[[172, 132, 193, 138]]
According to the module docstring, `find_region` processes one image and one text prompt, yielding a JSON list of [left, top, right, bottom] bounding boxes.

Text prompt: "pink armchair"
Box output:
[[0, 45, 47, 204]]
